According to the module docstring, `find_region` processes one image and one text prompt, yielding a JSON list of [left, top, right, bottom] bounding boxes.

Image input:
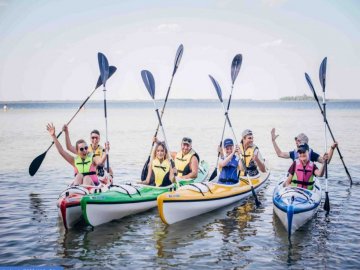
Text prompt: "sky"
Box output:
[[0, 0, 359, 101]]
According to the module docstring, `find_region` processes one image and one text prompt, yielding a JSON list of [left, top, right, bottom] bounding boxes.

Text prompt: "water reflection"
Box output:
[[29, 192, 47, 223]]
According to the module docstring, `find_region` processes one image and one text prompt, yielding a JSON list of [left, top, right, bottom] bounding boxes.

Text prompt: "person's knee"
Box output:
[[83, 176, 94, 186]]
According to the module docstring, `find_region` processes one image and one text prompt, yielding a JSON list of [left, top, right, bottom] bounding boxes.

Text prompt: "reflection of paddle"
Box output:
[[305, 68, 352, 186], [141, 44, 184, 181], [28, 66, 117, 176], [209, 75, 261, 207], [209, 54, 242, 181], [141, 70, 177, 183], [98, 52, 111, 174]]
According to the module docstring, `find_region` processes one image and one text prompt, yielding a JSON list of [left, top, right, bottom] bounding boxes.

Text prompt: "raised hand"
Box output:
[[271, 128, 279, 141], [46, 123, 55, 137]]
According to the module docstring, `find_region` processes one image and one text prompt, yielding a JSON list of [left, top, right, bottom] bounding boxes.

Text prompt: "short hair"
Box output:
[[91, 129, 100, 136], [75, 139, 86, 151]]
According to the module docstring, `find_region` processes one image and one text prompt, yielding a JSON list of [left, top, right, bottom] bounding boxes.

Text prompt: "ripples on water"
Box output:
[[0, 101, 359, 269]]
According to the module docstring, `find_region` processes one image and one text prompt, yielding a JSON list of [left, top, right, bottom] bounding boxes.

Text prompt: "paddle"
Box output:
[[305, 72, 352, 186], [28, 66, 117, 176], [141, 70, 177, 183], [209, 74, 261, 207], [141, 44, 184, 180], [209, 54, 243, 181], [98, 52, 111, 174], [319, 57, 330, 214]]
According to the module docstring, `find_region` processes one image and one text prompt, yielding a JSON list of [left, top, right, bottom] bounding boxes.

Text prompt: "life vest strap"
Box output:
[[291, 180, 313, 186]]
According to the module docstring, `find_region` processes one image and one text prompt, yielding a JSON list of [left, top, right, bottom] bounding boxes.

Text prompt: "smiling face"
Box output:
[[181, 142, 192, 155], [297, 149, 309, 163], [156, 144, 166, 160], [243, 134, 254, 148], [90, 132, 100, 147], [76, 142, 88, 158], [224, 145, 234, 156]]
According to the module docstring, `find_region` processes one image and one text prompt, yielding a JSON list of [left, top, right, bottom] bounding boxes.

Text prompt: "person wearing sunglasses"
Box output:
[[271, 128, 337, 164], [239, 129, 266, 177], [283, 143, 328, 189], [62, 125, 113, 178], [139, 141, 175, 187], [47, 123, 109, 186]]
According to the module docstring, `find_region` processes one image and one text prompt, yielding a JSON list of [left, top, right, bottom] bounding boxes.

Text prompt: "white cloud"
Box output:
[[155, 23, 181, 34]]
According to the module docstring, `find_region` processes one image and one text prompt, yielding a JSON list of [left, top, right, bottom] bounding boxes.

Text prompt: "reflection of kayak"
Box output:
[[57, 175, 112, 230], [81, 160, 209, 227], [273, 178, 321, 238], [157, 170, 270, 225]]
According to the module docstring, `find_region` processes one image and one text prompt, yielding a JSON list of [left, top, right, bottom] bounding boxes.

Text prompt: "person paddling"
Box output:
[[139, 141, 175, 187], [284, 143, 328, 189], [47, 123, 109, 186], [62, 125, 113, 178], [271, 128, 337, 163], [217, 138, 242, 184], [239, 129, 266, 177]]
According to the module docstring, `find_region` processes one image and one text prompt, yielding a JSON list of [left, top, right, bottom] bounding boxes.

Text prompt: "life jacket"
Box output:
[[74, 153, 96, 176], [218, 155, 239, 183], [291, 160, 315, 190], [88, 144, 104, 157], [239, 144, 259, 177], [149, 159, 172, 187], [175, 149, 200, 177], [293, 148, 313, 161]]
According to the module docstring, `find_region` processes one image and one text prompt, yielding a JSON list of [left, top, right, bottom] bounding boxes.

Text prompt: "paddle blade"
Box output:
[[251, 186, 261, 207], [172, 44, 184, 76], [209, 75, 223, 102], [141, 70, 156, 99], [29, 151, 47, 176], [287, 204, 294, 240], [98, 52, 110, 87], [231, 54, 243, 85], [324, 191, 330, 213], [141, 156, 150, 181], [319, 57, 327, 91], [208, 168, 218, 181], [95, 66, 117, 89]]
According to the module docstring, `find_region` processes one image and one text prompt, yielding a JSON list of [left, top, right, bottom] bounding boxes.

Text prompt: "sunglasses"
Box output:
[[79, 146, 88, 152], [182, 138, 192, 144], [91, 136, 99, 140]]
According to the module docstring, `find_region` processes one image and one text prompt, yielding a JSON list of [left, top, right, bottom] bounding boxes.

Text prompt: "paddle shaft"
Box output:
[[312, 92, 352, 185], [103, 86, 110, 172]]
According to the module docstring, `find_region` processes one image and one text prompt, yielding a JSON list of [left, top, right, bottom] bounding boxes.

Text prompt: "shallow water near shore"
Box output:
[[0, 100, 359, 269]]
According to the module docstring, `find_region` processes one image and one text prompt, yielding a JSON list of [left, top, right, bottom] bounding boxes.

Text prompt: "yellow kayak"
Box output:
[[157, 170, 270, 225]]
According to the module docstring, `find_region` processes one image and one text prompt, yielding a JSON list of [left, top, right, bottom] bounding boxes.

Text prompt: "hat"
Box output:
[[295, 133, 309, 144], [223, 138, 234, 147], [297, 143, 309, 153], [182, 137, 192, 145], [242, 129, 253, 138]]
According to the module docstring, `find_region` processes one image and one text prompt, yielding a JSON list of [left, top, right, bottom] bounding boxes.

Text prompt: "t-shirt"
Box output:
[[289, 149, 320, 162], [288, 161, 318, 176]]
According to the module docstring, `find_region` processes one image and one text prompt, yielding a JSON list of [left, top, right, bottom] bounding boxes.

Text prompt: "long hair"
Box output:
[[152, 141, 169, 160]]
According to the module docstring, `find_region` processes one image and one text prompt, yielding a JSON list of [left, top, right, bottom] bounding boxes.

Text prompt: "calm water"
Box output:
[[0, 100, 359, 269]]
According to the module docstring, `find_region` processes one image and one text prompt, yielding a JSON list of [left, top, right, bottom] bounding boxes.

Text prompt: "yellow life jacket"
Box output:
[[174, 149, 199, 177], [88, 144, 104, 158], [239, 144, 259, 177], [74, 153, 96, 176], [151, 159, 171, 187]]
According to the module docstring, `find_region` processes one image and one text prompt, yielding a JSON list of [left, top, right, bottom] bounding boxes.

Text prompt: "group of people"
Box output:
[[47, 121, 337, 190]]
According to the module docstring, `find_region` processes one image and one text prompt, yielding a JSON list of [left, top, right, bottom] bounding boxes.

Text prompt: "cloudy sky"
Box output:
[[0, 0, 359, 101]]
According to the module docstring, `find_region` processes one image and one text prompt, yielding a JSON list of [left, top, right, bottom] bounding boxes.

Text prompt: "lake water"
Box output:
[[0, 100, 359, 269]]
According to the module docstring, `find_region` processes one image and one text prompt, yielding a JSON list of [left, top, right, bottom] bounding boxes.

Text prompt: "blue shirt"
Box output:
[[289, 148, 320, 162]]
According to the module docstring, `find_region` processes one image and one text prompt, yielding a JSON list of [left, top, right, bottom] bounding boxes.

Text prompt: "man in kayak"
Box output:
[[46, 123, 109, 186], [239, 129, 266, 177], [62, 125, 113, 179], [284, 143, 328, 189], [218, 138, 242, 184], [139, 141, 175, 186], [271, 128, 337, 163]]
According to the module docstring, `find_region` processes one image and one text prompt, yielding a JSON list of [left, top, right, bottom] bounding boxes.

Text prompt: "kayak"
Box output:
[[273, 178, 322, 239], [81, 160, 209, 227], [57, 175, 112, 230], [157, 170, 270, 225]]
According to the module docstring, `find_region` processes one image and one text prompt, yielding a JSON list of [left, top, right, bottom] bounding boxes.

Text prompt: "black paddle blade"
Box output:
[[29, 151, 47, 176], [251, 186, 261, 207], [141, 70, 156, 99], [95, 66, 117, 89], [208, 168, 218, 181], [172, 44, 184, 76], [98, 52, 110, 86], [319, 57, 327, 91], [141, 156, 150, 181], [209, 75, 223, 102], [304, 73, 320, 103], [231, 54, 243, 85], [324, 191, 330, 213]]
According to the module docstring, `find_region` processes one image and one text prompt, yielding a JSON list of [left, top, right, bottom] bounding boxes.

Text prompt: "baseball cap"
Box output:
[[242, 129, 253, 138], [223, 138, 234, 147], [182, 137, 192, 145], [297, 143, 309, 153], [295, 133, 309, 144]]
